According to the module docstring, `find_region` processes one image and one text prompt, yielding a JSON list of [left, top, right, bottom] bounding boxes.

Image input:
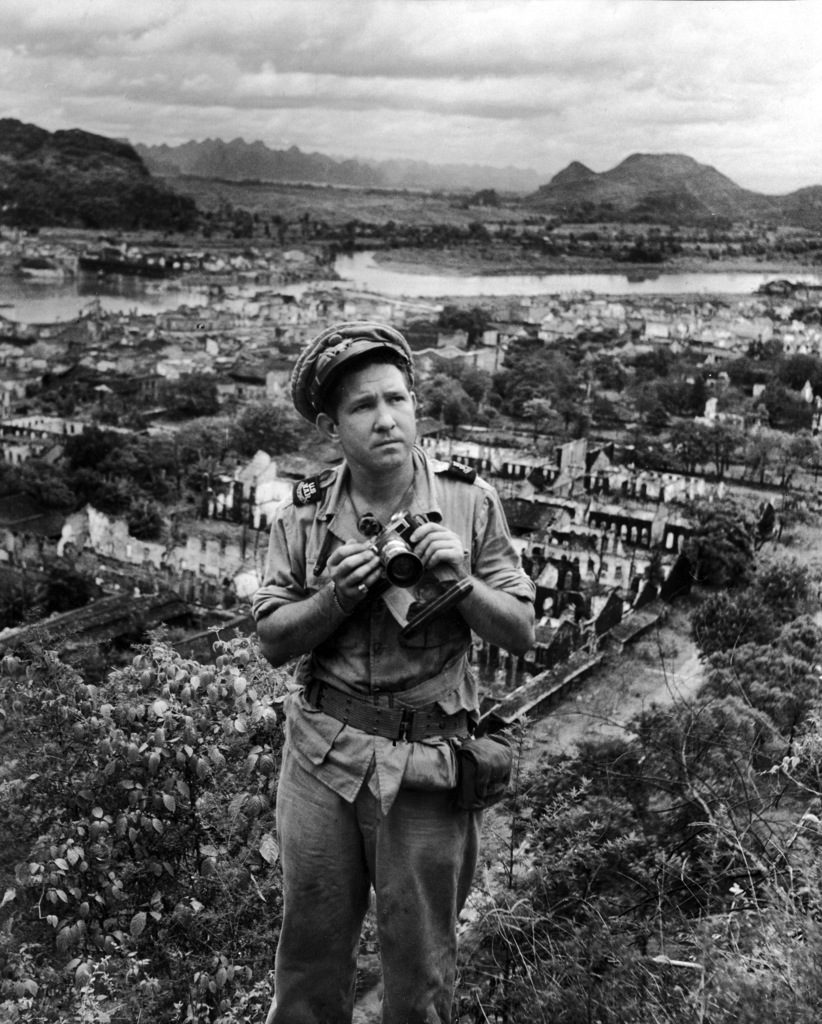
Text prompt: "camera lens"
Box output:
[[385, 550, 424, 587]]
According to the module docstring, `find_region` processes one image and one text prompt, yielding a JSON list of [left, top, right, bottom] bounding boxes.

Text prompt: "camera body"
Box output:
[[369, 509, 429, 588], [357, 508, 474, 636]]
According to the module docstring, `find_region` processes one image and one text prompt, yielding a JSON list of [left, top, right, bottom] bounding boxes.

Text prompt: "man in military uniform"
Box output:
[[253, 321, 535, 1023]]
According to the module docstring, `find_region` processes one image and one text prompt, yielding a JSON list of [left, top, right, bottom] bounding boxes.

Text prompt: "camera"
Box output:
[[367, 509, 429, 588], [359, 509, 473, 637]]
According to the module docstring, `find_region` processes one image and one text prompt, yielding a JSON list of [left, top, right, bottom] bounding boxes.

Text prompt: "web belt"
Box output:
[[304, 680, 471, 743]]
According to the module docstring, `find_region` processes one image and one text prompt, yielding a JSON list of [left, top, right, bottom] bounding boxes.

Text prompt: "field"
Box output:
[[167, 175, 515, 227]]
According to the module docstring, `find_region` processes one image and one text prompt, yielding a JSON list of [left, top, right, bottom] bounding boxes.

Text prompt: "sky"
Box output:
[[1, 0, 820, 195]]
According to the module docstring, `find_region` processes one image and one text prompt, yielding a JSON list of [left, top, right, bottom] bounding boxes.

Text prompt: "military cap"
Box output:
[[290, 321, 415, 422]]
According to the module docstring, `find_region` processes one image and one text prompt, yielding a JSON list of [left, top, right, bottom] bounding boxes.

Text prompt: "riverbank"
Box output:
[[369, 244, 821, 279]]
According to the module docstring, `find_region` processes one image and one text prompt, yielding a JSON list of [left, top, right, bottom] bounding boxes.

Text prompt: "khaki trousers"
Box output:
[[265, 744, 481, 1024]]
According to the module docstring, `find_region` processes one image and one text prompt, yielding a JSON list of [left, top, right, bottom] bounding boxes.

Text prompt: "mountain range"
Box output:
[[134, 138, 544, 193], [528, 153, 822, 229], [2, 118, 821, 233], [136, 138, 822, 230]]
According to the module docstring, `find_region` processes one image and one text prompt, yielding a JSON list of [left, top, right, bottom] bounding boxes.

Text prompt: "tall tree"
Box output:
[[683, 498, 756, 588]]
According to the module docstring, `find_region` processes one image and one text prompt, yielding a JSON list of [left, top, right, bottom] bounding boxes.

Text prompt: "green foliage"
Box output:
[[41, 566, 101, 616], [654, 374, 707, 417], [493, 339, 577, 421], [0, 635, 288, 1022], [436, 305, 490, 346], [630, 346, 673, 381], [757, 381, 812, 432], [438, 361, 492, 407], [458, 693, 791, 1022], [777, 353, 822, 395], [624, 429, 671, 471], [17, 461, 76, 512], [417, 374, 477, 430], [691, 558, 819, 657], [64, 426, 122, 474], [127, 501, 165, 542], [726, 354, 774, 389], [229, 402, 310, 458], [668, 419, 714, 474], [683, 498, 757, 588], [701, 616, 822, 734], [0, 119, 197, 231], [159, 376, 220, 420]]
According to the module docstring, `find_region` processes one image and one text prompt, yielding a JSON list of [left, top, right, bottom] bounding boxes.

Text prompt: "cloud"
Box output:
[[0, 0, 820, 193]]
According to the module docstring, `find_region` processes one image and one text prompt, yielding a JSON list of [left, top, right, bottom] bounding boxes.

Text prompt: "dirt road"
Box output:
[[521, 601, 704, 767]]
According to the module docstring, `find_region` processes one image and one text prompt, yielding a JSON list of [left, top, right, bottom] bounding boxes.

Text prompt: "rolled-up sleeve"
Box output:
[[471, 486, 536, 602], [251, 505, 308, 622]]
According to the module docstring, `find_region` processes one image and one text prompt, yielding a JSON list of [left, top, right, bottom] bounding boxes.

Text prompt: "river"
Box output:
[[332, 251, 822, 299], [2, 256, 821, 324], [0, 275, 212, 325]]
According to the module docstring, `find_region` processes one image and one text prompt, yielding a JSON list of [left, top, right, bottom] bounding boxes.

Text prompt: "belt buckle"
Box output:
[[397, 707, 415, 742]]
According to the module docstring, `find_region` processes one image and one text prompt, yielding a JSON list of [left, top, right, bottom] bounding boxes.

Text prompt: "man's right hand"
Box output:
[[327, 540, 382, 610]]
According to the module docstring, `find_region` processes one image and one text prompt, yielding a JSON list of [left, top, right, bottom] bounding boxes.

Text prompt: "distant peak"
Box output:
[[550, 160, 596, 186], [618, 152, 701, 170]]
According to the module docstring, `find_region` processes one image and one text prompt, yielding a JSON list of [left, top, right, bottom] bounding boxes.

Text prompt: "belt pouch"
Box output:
[[454, 733, 513, 811]]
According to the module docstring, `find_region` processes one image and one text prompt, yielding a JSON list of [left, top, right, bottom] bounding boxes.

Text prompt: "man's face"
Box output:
[[319, 361, 417, 475]]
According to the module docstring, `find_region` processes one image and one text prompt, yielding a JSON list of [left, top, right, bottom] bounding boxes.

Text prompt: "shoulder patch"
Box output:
[[293, 470, 334, 506], [437, 458, 477, 484]]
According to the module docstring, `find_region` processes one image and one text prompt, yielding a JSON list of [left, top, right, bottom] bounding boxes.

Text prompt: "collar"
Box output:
[[319, 446, 443, 541]]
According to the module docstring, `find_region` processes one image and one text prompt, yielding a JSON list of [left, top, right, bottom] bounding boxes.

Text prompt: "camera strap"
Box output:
[[381, 584, 416, 628]]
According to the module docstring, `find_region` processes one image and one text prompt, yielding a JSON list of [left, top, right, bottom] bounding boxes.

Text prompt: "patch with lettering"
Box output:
[[438, 459, 477, 483], [293, 473, 331, 506]]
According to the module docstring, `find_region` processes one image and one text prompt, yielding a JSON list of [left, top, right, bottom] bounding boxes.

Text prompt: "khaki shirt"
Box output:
[[253, 446, 535, 813]]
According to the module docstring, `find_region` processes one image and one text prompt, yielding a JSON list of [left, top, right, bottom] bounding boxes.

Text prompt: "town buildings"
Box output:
[[0, 253, 813, 683]]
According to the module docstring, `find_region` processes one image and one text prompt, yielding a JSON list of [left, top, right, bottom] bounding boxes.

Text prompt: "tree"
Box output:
[[159, 374, 220, 420], [437, 305, 490, 347], [668, 420, 714, 475], [757, 381, 811, 432], [691, 559, 818, 658], [70, 467, 133, 516], [64, 424, 122, 472], [591, 353, 627, 392], [772, 430, 816, 492], [494, 342, 577, 419], [645, 401, 670, 432], [743, 428, 778, 484], [417, 374, 476, 430], [691, 590, 769, 657], [683, 498, 756, 588], [622, 429, 671, 471], [777, 353, 822, 394], [127, 501, 165, 541], [447, 362, 492, 406], [701, 616, 822, 735], [19, 459, 76, 511], [706, 421, 743, 479], [523, 397, 554, 442], [174, 417, 234, 484], [43, 565, 101, 614], [230, 402, 310, 457]]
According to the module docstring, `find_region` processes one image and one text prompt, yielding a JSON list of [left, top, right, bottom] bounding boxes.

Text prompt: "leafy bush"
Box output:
[[0, 634, 288, 1023], [692, 558, 820, 657], [455, 688, 822, 1022]]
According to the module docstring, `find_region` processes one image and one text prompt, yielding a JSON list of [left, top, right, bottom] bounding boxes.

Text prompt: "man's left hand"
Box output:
[[409, 521, 469, 578]]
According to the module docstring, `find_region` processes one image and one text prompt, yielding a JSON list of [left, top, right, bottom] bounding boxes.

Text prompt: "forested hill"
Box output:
[[526, 152, 822, 230], [0, 118, 197, 231]]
